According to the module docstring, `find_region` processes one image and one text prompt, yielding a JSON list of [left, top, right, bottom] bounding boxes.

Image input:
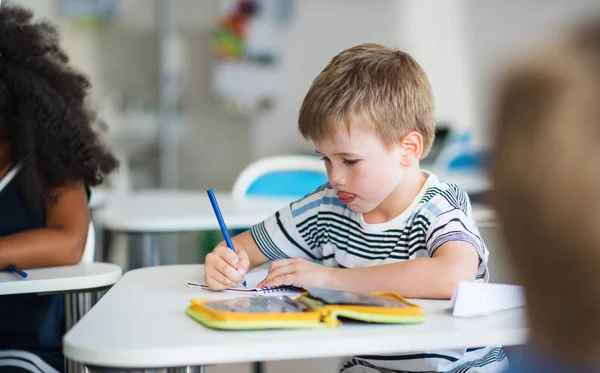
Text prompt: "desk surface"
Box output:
[[0, 262, 122, 296], [64, 265, 527, 369], [95, 189, 495, 233], [95, 190, 294, 232]]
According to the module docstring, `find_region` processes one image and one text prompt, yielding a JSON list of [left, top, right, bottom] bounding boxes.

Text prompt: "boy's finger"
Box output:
[[260, 273, 295, 288], [215, 257, 244, 283], [237, 250, 250, 275], [206, 269, 237, 290], [216, 244, 240, 268]]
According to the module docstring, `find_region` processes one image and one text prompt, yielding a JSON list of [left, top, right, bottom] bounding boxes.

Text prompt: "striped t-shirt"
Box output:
[[250, 171, 508, 372]]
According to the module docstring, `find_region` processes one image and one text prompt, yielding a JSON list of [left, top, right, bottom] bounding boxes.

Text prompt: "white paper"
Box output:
[[451, 281, 525, 317], [188, 268, 301, 297]]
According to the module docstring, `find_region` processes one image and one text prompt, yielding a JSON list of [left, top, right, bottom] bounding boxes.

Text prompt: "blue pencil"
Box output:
[[207, 189, 247, 288], [8, 264, 28, 279]]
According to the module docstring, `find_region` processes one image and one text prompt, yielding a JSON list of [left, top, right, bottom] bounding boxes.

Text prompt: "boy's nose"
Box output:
[[329, 170, 346, 186]]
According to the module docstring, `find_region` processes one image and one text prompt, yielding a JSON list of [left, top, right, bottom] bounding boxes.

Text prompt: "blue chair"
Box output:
[[231, 155, 328, 202]]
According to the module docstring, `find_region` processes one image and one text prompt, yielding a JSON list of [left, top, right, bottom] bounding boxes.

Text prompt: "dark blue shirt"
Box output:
[[0, 167, 65, 372]]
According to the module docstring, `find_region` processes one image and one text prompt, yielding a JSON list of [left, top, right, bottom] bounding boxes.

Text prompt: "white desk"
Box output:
[[89, 188, 110, 210], [95, 190, 293, 232], [95, 190, 297, 268], [64, 265, 527, 372], [1, 262, 122, 373], [95, 189, 496, 268], [0, 262, 122, 296], [97, 190, 495, 232]]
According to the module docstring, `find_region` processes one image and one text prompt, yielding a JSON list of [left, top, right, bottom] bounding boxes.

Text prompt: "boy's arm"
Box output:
[[325, 241, 479, 299], [0, 181, 90, 269]]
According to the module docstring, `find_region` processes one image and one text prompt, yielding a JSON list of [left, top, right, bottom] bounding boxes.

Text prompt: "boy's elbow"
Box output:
[[439, 264, 477, 299], [437, 283, 458, 299]]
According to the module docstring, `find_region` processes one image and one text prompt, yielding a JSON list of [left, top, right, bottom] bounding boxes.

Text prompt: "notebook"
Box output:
[[187, 268, 302, 296], [451, 281, 525, 317]]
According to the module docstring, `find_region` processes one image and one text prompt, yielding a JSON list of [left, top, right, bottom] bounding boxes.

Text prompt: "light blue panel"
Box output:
[[246, 171, 328, 198], [448, 150, 488, 170]]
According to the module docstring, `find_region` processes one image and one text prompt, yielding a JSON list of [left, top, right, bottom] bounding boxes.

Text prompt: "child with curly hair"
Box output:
[[0, 5, 118, 372]]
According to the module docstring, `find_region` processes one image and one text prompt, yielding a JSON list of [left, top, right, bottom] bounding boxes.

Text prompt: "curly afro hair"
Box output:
[[0, 5, 118, 205]]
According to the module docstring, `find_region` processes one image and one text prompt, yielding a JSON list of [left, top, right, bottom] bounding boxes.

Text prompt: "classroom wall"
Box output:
[[250, 0, 600, 157], [12, 0, 600, 189], [465, 0, 600, 147], [248, 0, 479, 159]]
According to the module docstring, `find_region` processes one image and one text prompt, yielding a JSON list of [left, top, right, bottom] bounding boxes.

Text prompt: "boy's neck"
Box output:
[[363, 166, 428, 224]]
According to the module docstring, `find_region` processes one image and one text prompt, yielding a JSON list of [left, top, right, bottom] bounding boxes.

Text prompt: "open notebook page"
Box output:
[[188, 268, 302, 296]]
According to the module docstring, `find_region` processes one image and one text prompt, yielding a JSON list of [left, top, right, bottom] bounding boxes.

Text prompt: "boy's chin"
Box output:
[[346, 203, 374, 214]]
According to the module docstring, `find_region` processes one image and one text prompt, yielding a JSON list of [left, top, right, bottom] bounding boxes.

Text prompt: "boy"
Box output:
[[491, 23, 600, 372], [205, 43, 507, 372]]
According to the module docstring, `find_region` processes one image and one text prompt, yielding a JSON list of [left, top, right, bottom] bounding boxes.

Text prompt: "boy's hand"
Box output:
[[204, 243, 250, 290], [257, 259, 333, 289]]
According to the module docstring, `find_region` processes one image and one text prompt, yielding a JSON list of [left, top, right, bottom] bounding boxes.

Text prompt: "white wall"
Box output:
[[10, 0, 600, 188], [250, 0, 600, 157], [249, 0, 405, 159], [466, 0, 600, 146]]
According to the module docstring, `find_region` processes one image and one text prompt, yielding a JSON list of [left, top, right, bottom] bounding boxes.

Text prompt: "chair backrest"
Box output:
[[80, 221, 95, 263], [231, 155, 328, 201]]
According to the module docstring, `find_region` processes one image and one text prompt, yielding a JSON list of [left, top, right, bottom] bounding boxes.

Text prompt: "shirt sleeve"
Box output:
[[250, 186, 326, 261], [425, 190, 489, 281]]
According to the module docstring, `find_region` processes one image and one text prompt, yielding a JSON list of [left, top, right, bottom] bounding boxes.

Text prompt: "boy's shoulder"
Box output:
[[415, 174, 472, 218]]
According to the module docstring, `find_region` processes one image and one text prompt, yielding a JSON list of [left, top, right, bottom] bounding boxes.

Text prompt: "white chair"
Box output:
[[231, 155, 328, 202]]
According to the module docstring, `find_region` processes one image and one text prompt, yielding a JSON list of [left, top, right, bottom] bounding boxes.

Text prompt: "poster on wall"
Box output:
[[212, 0, 294, 114], [57, 0, 118, 29]]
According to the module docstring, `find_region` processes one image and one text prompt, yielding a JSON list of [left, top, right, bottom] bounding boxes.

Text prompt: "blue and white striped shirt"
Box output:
[[251, 171, 507, 372], [252, 172, 488, 279]]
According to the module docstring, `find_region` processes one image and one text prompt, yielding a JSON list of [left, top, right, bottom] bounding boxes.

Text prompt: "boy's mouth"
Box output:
[[337, 191, 356, 204]]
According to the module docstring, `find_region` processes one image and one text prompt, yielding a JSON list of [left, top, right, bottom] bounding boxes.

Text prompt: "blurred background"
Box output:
[[11, 0, 600, 193], [6, 1, 600, 371]]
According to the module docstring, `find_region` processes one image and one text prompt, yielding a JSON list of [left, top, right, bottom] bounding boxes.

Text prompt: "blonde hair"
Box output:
[[491, 25, 600, 362], [298, 43, 435, 158]]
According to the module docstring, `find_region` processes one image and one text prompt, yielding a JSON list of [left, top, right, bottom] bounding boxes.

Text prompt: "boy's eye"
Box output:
[[320, 156, 330, 162], [344, 159, 359, 165]]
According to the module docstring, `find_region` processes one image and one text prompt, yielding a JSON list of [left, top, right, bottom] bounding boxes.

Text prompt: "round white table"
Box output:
[[89, 188, 110, 210], [95, 189, 496, 269], [0, 262, 122, 296], [95, 190, 296, 268], [1, 262, 122, 373], [63, 265, 527, 372], [96, 190, 293, 232]]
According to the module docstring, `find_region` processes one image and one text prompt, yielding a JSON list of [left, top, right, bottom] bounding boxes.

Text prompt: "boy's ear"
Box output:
[[399, 131, 424, 166]]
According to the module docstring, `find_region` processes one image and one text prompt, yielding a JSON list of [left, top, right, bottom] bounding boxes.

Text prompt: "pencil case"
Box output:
[[186, 286, 427, 330]]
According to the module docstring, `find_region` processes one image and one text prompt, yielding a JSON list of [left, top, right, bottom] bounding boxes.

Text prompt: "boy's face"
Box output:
[[314, 124, 406, 214]]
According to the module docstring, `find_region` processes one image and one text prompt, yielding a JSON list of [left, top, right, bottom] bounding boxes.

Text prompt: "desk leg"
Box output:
[[65, 290, 107, 373], [129, 233, 159, 269], [167, 367, 205, 373], [86, 366, 205, 372]]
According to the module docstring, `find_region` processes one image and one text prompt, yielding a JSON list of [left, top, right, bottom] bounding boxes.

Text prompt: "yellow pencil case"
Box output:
[[186, 287, 427, 330]]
